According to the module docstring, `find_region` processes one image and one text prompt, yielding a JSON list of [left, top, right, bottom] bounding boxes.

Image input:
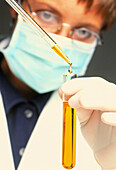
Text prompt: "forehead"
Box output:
[[29, 0, 100, 11], [27, 0, 103, 30]]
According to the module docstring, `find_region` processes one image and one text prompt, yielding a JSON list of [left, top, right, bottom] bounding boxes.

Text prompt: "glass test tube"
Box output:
[[62, 72, 77, 169]]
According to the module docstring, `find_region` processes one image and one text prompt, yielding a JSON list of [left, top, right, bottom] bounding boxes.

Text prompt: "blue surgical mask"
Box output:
[[1, 17, 96, 93]]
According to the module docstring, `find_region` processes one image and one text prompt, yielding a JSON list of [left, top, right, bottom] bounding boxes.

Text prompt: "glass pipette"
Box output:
[[5, 0, 72, 66]]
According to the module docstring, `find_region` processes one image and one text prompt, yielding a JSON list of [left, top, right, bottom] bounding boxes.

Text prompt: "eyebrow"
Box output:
[[31, 1, 62, 17], [75, 23, 100, 33]]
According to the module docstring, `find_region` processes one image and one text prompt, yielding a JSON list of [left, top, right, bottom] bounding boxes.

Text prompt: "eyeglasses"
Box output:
[[26, 0, 102, 45]]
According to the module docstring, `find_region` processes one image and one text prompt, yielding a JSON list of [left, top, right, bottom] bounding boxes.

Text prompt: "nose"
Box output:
[[56, 23, 71, 38]]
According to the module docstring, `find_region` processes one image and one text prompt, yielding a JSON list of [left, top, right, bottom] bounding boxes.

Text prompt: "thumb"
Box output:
[[101, 112, 116, 126]]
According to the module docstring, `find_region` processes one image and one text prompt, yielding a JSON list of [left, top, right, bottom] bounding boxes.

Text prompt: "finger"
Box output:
[[68, 90, 95, 109], [58, 88, 73, 101], [61, 78, 88, 95], [101, 112, 116, 126], [69, 90, 114, 111], [68, 91, 82, 108], [61, 77, 104, 96]]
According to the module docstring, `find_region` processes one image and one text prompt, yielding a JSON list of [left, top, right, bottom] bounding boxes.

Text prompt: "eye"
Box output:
[[73, 28, 95, 41], [35, 10, 59, 25]]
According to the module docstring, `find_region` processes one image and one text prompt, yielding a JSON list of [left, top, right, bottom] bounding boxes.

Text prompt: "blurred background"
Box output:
[[0, 0, 116, 83]]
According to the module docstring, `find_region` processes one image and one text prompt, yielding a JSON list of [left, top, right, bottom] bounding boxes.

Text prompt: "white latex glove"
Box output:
[[101, 112, 116, 126], [59, 77, 116, 169]]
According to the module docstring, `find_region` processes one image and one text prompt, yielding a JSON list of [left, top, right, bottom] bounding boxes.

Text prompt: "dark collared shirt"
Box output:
[[0, 53, 52, 169]]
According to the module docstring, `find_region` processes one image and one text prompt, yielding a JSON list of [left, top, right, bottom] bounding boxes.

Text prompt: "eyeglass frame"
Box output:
[[25, 0, 103, 46]]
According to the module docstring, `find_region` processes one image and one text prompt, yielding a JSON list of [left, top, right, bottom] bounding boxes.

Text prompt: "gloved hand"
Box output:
[[59, 77, 116, 169]]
